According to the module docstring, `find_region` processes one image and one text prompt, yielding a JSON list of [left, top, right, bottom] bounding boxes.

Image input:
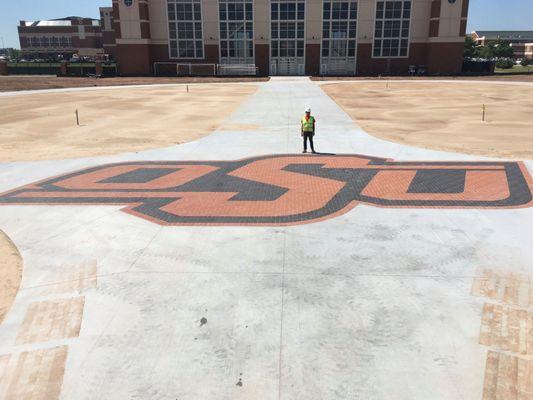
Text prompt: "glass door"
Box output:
[[270, 0, 305, 75], [321, 1, 358, 75]]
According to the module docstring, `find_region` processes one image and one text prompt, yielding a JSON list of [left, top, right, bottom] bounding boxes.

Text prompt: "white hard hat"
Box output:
[[305, 107, 311, 113]]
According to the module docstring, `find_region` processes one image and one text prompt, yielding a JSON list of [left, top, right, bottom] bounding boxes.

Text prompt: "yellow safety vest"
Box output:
[[301, 116, 315, 132]]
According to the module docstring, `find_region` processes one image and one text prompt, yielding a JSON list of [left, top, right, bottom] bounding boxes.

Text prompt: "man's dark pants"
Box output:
[[303, 132, 315, 152]]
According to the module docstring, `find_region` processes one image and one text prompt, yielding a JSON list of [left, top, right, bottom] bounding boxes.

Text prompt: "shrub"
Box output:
[[520, 58, 532, 67], [496, 58, 515, 69]]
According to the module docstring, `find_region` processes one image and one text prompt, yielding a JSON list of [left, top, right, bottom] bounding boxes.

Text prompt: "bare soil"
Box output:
[[0, 83, 259, 161], [0, 230, 22, 326], [312, 74, 533, 82], [0, 75, 268, 92], [322, 81, 533, 159]]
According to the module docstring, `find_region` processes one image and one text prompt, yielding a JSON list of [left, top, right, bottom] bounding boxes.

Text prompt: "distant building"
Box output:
[[471, 30, 533, 59], [18, 17, 104, 60], [100, 7, 117, 59], [525, 44, 533, 59], [112, 0, 470, 76]]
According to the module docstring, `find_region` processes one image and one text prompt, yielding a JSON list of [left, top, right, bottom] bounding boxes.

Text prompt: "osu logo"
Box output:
[[1, 154, 532, 226]]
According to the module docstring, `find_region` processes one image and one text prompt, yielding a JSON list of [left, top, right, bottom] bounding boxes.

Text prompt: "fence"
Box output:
[[6, 62, 117, 77], [153, 62, 178, 77], [66, 63, 96, 76], [177, 63, 217, 76], [102, 64, 118, 77], [154, 62, 258, 77], [462, 60, 496, 74], [217, 64, 258, 76], [7, 62, 60, 75], [319, 61, 356, 76]]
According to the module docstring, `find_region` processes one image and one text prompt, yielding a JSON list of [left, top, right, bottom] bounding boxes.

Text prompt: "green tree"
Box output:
[[492, 39, 514, 58], [496, 58, 514, 69], [464, 36, 480, 58], [479, 39, 515, 59], [9, 49, 22, 60]]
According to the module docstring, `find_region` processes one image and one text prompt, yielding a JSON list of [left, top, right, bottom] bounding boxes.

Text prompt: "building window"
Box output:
[[50, 37, 60, 48], [167, 0, 204, 59], [60, 37, 72, 48], [271, 0, 305, 58], [124, 0, 134, 6], [373, 0, 411, 58], [321, 1, 357, 58], [101, 12, 113, 31], [219, 0, 254, 64], [30, 37, 41, 48]]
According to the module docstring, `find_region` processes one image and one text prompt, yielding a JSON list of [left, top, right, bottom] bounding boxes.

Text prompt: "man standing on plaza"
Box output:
[[301, 107, 316, 154]]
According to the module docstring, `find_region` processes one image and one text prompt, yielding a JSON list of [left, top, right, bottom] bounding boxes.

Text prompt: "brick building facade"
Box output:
[[18, 17, 104, 60], [100, 7, 118, 59], [114, 0, 469, 76]]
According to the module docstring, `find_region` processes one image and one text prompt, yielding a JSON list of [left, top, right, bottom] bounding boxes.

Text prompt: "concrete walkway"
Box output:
[[0, 78, 532, 400]]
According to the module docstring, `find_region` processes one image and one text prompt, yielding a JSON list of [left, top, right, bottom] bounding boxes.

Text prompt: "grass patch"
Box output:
[[495, 65, 533, 74]]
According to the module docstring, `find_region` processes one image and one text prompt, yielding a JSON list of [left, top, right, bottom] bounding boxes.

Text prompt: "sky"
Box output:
[[0, 0, 532, 48]]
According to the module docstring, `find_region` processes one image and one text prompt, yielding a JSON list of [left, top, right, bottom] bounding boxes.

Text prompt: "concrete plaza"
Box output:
[[0, 78, 532, 399]]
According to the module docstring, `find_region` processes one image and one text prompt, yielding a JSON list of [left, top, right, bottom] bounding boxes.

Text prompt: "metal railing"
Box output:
[[7, 62, 60, 75], [154, 62, 258, 77], [217, 64, 258, 76], [6, 62, 117, 77]]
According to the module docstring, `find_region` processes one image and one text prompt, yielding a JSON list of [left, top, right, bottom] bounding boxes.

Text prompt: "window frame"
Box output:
[[321, 1, 359, 62], [166, 0, 205, 60], [218, 0, 255, 64], [371, 0, 411, 59], [50, 37, 60, 48], [40, 36, 50, 48], [270, 0, 306, 61]]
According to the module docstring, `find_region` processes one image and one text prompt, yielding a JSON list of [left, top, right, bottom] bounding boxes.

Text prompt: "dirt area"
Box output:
[[218, 123, 261, 131], [0, 83, 259, 161], [322, 81, 533, 159], [0, 230, 22, 326], [312, 74, 533, 82], [0, 75, 268, 92]]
